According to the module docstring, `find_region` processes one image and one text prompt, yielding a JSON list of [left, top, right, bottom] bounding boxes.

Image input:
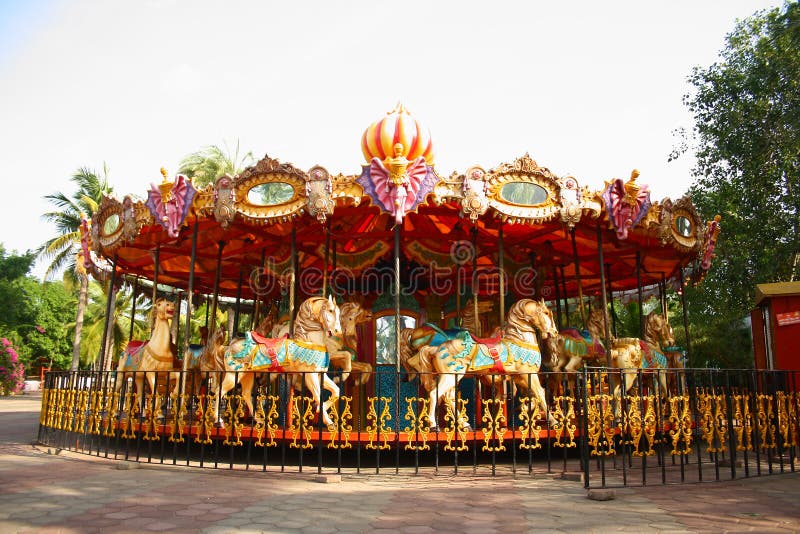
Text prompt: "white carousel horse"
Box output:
[[415, 299, 558, 429], [272, 301, 373, 388], [114, 298, 178, 402], [610, 311, 676, 400], [213, 295, 342, 427]]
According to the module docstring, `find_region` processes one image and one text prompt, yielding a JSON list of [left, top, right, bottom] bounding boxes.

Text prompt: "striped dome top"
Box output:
[[361, 103, 434, 165]]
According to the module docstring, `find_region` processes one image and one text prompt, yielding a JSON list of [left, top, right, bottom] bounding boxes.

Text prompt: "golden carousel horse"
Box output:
[[410, 299, 558, 429], [399, 300, 493, 394], [213, 296, 342, 427], [545, 308, 608, 394], [610, 311, 675, 401], [114, 298, 178, 402]]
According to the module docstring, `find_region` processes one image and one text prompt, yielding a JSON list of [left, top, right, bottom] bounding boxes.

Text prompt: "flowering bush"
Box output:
[[0, 338, 25, 395]]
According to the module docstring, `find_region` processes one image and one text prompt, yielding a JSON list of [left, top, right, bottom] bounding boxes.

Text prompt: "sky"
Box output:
[[0, 0, 787, 279]]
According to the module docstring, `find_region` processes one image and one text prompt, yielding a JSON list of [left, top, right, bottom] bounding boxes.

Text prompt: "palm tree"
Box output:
[[74, 280, 148, 369], [39, 165, 113, 370], [178, 140, 255, 187]]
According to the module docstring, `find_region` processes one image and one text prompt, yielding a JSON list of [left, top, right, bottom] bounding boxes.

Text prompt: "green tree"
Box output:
[[38, 165, 113, 371], [679, 3, 800, 367], [76, 280, 148, 369], [178, 140, 255, 187]]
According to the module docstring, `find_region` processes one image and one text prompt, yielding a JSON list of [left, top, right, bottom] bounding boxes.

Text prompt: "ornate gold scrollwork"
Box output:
[[732, 392, 753, 452], [194, 393, 216, 445], [623, 395, 644, 452], [789, 392, 799, 448], [64, 389, 76, 432], [480, 398, 507, 452], [223, 394, 245, 446], [518, 396, 542, 450], [587, 394, 617, 456], [104, 391, 120, 437], [120, 391, 137, 439], [552, 395, 577, 448], [168, 393, 188, 443], [142, 393, 162, 441], [288, 396, 314, 449], [642, 395, 659, 452], [776, 392, 793, 449], [756, 393, 776, 451], [698, 389, 729, 453], [403, 397, 431, 451], [667, 394, 693, 455], [327, 396, 353, 449], [443, 397, 469, 452], [366, 396, 392, 450], [252, 392, 267, 447]]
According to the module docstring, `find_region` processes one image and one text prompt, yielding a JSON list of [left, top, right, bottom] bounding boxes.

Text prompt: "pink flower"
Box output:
[[0, 338, 9, 347], [35, 325, 45, 334]]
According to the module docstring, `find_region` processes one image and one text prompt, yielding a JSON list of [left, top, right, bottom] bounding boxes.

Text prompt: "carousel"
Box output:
[[39, 104, 796, 487]]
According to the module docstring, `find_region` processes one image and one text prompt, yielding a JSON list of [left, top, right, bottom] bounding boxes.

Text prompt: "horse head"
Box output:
[[339, 302, 372, 337], [316, 295, 342, 338], [644, 312, 674, 348], [523, 299, 558, 339], [153, 298, 175, 322]]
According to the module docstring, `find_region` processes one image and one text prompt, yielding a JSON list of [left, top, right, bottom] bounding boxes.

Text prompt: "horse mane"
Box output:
[[504, 299, 535, 340], [293, 297, 328, 340]]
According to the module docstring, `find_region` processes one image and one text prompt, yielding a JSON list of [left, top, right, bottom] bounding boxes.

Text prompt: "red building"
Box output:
[[751, 281, 800, 370]]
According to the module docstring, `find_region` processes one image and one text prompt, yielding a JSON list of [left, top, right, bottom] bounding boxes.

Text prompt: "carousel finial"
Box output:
[[158, 167, 173, 202]]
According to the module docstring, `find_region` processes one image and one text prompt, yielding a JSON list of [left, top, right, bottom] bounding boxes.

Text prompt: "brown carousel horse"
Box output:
[[114, 298, 178, 402], [610, 311, 675, 403], [181, 324, 227, 396], [408, 299, 558, 429], [212, 296, 342, 427]]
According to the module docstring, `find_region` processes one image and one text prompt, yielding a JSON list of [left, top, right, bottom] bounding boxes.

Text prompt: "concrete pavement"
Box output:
[[1, 393, 799, 533]]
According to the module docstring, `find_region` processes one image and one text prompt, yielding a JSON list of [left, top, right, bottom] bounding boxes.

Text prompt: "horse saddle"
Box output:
[[249, 331, 289, 372], [639, 340, 668, 369], [471, 337, 508, 373], [562, 328, 605, 360]]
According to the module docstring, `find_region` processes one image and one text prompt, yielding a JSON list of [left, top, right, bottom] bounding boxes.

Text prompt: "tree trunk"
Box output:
[[70, 274, 88, 371]]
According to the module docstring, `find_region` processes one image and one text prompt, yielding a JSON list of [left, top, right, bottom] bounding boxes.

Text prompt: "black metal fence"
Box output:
[[37, 367, 799, 487]]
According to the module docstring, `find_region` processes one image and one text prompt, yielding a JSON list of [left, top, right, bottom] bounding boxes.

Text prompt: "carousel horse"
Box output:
[[270, 301, 373, 388], [182, 324, 227, 396], [326, 302, 373, 387], [546, 308, 608, 394], [213, 296, 342, 427], [415, 299, 558, 429], [610, 311, 676, 402], [114, 298, 178, 402], [399, 300, 494, 394]]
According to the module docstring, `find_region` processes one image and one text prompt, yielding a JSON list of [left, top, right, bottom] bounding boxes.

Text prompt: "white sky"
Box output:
[[0, 0, 785, 279]]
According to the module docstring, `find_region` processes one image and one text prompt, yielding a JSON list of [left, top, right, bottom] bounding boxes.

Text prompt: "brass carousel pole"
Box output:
[[560, 265, 569, 326], [553, 265, 563, 330], [471, 226, 480, 336], [606, 263, 617, 338], [128, 277, 139, 341], [98, 253, 118, 372], [323, 224, 330, 297], [596, 225, 612, 367], [679, 267, 693, 363], [151, 245, 160, 335], [660, 273, 668, 320], [209, 241, 225, 329], [289, 228, 297, 336], [570, 228, 587, 328], [252, 248, 266, 330], [394, 224, 402, 372], [182, 221, 199, 373], [636, 251, 644, 338], [233, 267, 244, 334], [498, 223, 505, 325]]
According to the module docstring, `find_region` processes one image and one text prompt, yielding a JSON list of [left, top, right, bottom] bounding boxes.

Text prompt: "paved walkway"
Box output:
[[1, 393, 799, 533]]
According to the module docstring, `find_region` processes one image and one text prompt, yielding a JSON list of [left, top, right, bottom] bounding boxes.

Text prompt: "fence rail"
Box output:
[[37, 368, 800, 487]]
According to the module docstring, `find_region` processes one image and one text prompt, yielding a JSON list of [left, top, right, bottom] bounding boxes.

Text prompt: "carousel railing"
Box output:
[[36, 368, 800, 485]]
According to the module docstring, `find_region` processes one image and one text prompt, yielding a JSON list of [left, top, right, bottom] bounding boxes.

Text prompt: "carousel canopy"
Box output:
[[86, 106, 718, 304]]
